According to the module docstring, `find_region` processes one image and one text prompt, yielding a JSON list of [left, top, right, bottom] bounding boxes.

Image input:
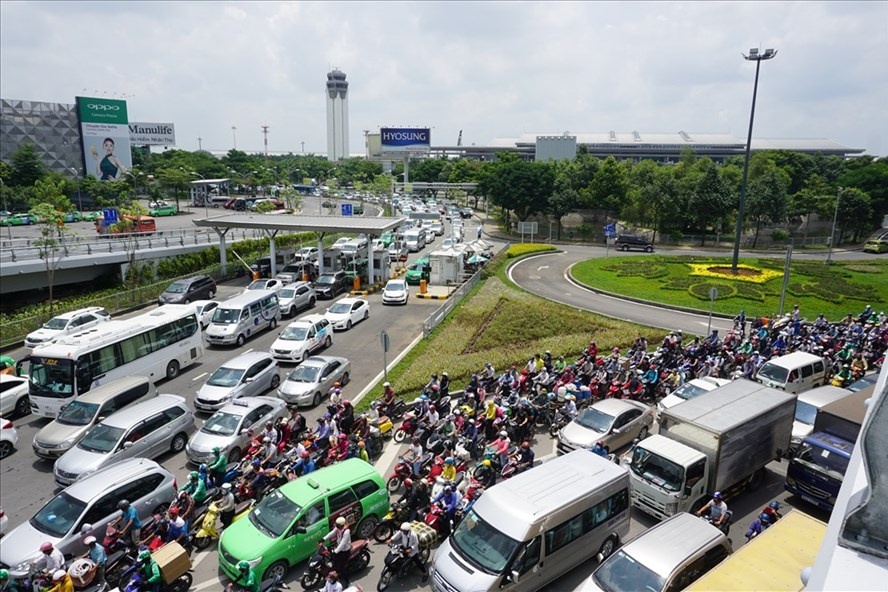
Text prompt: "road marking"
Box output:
[[192, 372, 208, 382], [352, 331, 424, 407], [194, 577, 222, 591], [537, 265, 549, 271]]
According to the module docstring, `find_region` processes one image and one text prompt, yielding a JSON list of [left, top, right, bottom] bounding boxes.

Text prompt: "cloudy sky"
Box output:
[[2, 1, 886, 155]]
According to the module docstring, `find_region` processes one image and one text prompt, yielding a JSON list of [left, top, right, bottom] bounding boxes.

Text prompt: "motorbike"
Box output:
[[120, 561, 193, 592], [191, 501, 221, 550], [547, 409, 574, 438], [257, 575, 290, 592], [373, 502, 412, 543], [377, 544, 430, 592], [299, 540, 371, 590], [386, 453, 433, 493], [422, 502, 453, 538], [701, 510, 734, 536], [392, 412, 421, 443]]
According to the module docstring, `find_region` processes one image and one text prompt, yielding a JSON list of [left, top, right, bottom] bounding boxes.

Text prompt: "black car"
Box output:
[[460, 207, 473, 219], [313, 271, 351, 299], [158, 275, 217, 304], [615, 234, 654, 252]]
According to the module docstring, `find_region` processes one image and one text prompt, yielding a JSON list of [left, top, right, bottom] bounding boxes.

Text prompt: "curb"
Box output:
[[415, 292, 450, 300]]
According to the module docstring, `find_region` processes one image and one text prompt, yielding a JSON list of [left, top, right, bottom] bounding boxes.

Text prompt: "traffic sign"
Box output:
[[102, 208, 118, 225], [341, 203, 353, 216], [604, 223, 615, 232]]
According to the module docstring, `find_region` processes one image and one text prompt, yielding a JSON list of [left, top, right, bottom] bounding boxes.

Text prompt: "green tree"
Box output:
[[29, 202, 70, 314], [29, 178, 74, 213], [10, 143, 46, 187], [110, 201, 151, 292], [549, 170, 579, 239], [746, 167, 789, 247], [584, 156, 628, 212], [790, 174, 832, 240], [624, 161, 681, 241], [821, 187, 873, 244], [478, 153, 554, 222], [155, 167, 193, 212], [687, 159, 732, 245], [838, 156, 888, 230], [252, 200, 278, 214]]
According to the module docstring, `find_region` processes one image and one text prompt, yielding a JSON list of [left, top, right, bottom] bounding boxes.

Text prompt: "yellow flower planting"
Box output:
[[688, 263, 782, 284]]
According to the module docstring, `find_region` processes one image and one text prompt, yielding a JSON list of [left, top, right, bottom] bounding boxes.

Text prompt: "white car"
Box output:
[[0, 418, 18, 459], [243, 278, 285, 293], [299, 246, 319, 262], [0, 374, 29, 418], [191, 300, 219, 329], [269, 315, 332, 364], [658, 377, 731, 413], [332, 237, 351, 250], [0, 506, 8, 536], [324, 298, 370, 331], [430, 221, 444, 236], [382, 279, 409, 305], [24, 307, 111, 350]]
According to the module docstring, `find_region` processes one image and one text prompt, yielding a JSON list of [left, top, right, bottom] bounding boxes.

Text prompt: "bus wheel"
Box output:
[[166, 360, 180, 380]]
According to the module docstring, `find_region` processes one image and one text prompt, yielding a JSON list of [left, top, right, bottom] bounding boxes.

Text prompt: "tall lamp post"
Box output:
[[0, 178, 10, 241], [826, 186, 842, 264], [731, 47, 778, 273]]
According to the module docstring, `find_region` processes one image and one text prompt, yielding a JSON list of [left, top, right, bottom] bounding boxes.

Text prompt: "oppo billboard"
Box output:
[[380, 127, 430, 153], [75, 96, 132, 181]]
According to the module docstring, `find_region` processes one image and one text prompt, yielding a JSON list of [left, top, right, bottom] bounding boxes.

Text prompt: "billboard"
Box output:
[[380, 127, 430, 153], [76, 96, 132, 181], [129, 122, 176, 146]]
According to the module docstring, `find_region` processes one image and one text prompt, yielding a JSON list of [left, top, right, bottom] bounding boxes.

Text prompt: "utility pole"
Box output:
[[197, 137, 203, 150], [261, 125, 270, 159], [301, 141, 305, 154], [827, 187, 842, 264], [231, 126, 237, 150]]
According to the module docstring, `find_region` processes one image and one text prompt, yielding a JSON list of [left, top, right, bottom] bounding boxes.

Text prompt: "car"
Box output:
[[405, 256, 431, 285], [185, 396, 288, 465], [192, 300, 220, 328], [331, 237, 351, 250], [62, 211, 82, 223], [149, 204, 178, 217], [81, 211, 101, 222], [314, 271, 351, 299], [250, 198, 286, 211], [862, 231, 888, 254], [158, 275, 217, 304], [0, 506, 7, 537], [269, 315, 332, 364], [277, 282, 317, 317], [615, 234, 655, 252], [0, 418, 18, 459], [194, 351, 281, 413], [243, 278, 285, 293], [321, 201, 334, 209], [276, 261, 318, 285], [441, 238, 456, 250], [380, 231, 396, 247], [0, 374, 30, 418], [430, 221, 444, 236], [324, 298, 369, 331], [847, 373, 880, 392], [382, 279, 409, 305], [299, 246, 319, 262], [277, 355, 351, 407], [0, 213, 34, 226], [340, 239, 366, 257], [0, 459, 178, 579], [460, 207, 473, 219], [389, 241, 408, 262], [24, 306, 111, 350], [557, 398, 655, 455], [251, 253, 294, 277], [658, 377, 731, 413]]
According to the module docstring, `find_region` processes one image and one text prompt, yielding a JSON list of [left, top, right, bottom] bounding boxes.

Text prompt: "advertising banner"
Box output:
[[129, 122, 176, 146], [380, 127, 430, 153], [76, 96, 132, 181]]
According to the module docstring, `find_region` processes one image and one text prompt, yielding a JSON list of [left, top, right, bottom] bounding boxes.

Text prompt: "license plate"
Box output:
[[801, 495, 821, 506]]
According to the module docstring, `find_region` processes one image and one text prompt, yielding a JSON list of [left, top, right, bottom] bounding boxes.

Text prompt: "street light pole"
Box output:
[[731, 47, 777, 273], [827, 186, 842, 264], [0, 178, 10, 241]]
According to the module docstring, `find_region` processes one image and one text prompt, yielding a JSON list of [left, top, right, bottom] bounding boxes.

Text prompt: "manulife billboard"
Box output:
[[75, 96, 132, 181]]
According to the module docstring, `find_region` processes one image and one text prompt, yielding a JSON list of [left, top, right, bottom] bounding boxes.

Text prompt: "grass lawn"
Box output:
[[571, 255, 888, 321], [358, 269, 666, 409]]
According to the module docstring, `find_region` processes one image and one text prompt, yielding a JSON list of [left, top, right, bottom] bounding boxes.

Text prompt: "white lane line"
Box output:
[[191, 372, 208, 382], [194, 577, 222, 591]]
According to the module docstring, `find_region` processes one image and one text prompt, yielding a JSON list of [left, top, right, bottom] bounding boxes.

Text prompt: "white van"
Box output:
[[755, 351, 826, 394], [205, 290, 281, 347], [404, 228, 425, 252], [791, 384, 853, 447], [430, 450, 631, 592]]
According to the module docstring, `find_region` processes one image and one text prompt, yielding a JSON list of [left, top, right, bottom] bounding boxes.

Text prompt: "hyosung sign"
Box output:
[[380, 127, 431, 153], [76, 96, 132, 182]]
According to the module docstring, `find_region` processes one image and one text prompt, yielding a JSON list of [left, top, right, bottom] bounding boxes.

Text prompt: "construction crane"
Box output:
[[457, 130, 462, 147]]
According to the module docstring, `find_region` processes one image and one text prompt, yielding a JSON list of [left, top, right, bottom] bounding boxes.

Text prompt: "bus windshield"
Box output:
[[28, 357, 75, 398]]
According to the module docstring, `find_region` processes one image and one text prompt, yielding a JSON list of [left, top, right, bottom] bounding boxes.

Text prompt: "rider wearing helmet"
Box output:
[[228, 560, 259, 592], [763, 500, 783, 521], [33, 542, 65, 575], [322, 517, 352, 588], [180, 470, 208, 503], [388, 523, 429, 583], [217, 482, 237, 528], [83, 535, 107, 585], [112, 499, 142, 546], [136, 549, 162, 592], [591, 440, 607, 458], [49, 569, 73, 592], [696, 492, 728, 527], [515, 441, 535, 472], [441, 457, 457, 482], [745, 512, 774, 540], [208, 445, 228, 486]]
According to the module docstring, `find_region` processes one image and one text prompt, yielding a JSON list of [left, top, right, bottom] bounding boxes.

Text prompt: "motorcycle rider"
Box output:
[[112, 500, 142, 546], [423, 374, 440, 397], [48, 570, 73, 592], [383, 382, 397, 417], [174, 489, 196, 522], [322, 517, 352, 587], [1, 568, 22, 592], [218, 483, 237, 528], [514, 441, 535, 473], [136, 549, 162, 592], [181, 470, 208, 503], [745, 512, 773, 540], [259, 421, 278, 446], [474, 459, 496, 488], [696, 492, 728, 528], [403, 479, 431, 522], [763, 500, 783, 521], [590, 440, 607, 458], [321, 571, 342, 592], [439, 372, 451, 397], [440, 457, 457, 483], [227, 561, 259, 592], [356, 439, 370, 463], [165, 507, 189, 545], [338, 400, 355, 435], [561, 394, 578, 421], [850, 353, 868, 378], [462, 419, 481, 460], [208, 446, 228, 486], [431, 485, 460, 532], [32, 542, 65, 576], [289, 450, 316, 479], [404, 436, 424, 478], [389, 523, 429, 583], [423, 402, 440, 427], [488, 430, 511, 470]]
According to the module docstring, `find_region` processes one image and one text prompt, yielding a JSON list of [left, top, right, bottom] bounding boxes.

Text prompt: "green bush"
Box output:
[[770, 229, 790, 242], [506, 244, 556, 258]]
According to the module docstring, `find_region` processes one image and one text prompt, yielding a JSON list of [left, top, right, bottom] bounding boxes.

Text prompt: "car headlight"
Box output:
[[247, 556, 263, 568], [61, 438, 77, 448]]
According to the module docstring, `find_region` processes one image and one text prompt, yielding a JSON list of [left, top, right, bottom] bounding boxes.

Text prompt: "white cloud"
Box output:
[[1, 1, 885, 154]]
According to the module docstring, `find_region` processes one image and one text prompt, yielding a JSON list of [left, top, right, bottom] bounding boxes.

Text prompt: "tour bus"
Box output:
[[19, 305, 202, 418]]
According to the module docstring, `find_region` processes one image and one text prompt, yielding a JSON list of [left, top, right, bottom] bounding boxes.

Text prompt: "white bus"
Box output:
[[21, 305, 203, 418]]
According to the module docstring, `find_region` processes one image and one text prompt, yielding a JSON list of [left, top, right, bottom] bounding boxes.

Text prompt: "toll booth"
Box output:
[[429, 249, 462, 285], [370, 251, 390, 284], [321, 248, 346, 273]]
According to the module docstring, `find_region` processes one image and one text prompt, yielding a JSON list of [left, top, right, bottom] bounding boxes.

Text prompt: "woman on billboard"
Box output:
[[91, 137, 127, 180]]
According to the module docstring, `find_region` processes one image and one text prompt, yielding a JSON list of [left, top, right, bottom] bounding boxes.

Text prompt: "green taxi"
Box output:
[[405, 255, 431, 285], [0, 213, 35, 226], [82, 211, 101, 222], [149, 204, 178, 217], [380, 231, 396, 247], [217, 458, 388, 581], [62, 211, 82, 223]]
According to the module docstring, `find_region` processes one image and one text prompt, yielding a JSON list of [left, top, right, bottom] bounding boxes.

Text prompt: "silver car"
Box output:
[[557, 398, 655, 455], [194, 351, 281, 412], [277, 355, 351, 407], [53, 395, 194, 486], [24, 307, 110, 350], [277, 282, 317, 317], [0, 459, 176, 579], [186, 396, 288, 465]]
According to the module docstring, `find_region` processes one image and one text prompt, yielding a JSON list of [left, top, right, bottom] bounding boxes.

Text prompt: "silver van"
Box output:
[[33, 376, 155, 459], [0, 459, 176, 579], [404, 229, 425, 252], [756, 351, 826, 394], [53, 394, 194, 486], [205, 290, 281, 347], [580, 512, 732, 592], [431, 450, 631, 592]]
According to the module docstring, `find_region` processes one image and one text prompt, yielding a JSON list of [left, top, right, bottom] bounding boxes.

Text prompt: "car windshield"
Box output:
[[30, 492, 87, 538], [212, 308, 240, 324], [592, 550, 665, 592], [201, 411, 240, 436], [672, 382, 710, 401], [794, 400, 819, 426], [387, 283, 405, 292], [43, 317, 69, 330], [57, 400, 100, 426], [449, 509, 518, 575], [207, 367, 245, 388], [796, 442, 850, 476], [316, 275, 335, 285], [279, 289, 296, 299], [576, 407, 615, 433], [328, 302, 351, 314], [77, 423, 124, 454], [279, 326, 309, 341], [165, 282, 188, 294], [757, 363, 788, 383], [287, 365, 321, 383], [246, 281, 267, 290], [629, 447, 684, 492], [249, 489, 301, 538]]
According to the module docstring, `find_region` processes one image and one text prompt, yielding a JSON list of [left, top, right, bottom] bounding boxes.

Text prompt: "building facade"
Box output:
[[0, 98, 83, 174], [325, 69, 349, 162]]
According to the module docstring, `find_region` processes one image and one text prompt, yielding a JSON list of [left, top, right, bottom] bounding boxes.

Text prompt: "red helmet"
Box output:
[[301, 450, 310, 459], [169, 507, 179, 516], [404, 478, 413, 488], [431, 384, 439, 391]]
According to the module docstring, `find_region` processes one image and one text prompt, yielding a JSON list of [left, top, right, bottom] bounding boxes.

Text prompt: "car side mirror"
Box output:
[[684, 485, 692, 496], [123, 441, 134, 449], [293, 526, 307, 534], [244, 377, 255, 383], [510, 570, 522, 584]]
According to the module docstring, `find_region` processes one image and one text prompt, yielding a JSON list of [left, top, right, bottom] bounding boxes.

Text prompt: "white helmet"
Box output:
[[400, 522, 411, 532], [384, 382, 391, 387]]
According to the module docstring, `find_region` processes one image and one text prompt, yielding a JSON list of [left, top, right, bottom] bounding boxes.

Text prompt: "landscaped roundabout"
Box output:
[[570, 255, 888, 320]]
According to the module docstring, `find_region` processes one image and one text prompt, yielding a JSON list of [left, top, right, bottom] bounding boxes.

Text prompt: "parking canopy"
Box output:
[[192, 213, 406, 236]]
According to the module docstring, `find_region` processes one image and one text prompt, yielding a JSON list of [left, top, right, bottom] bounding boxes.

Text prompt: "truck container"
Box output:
[[784, 385, 874, 511], [685, 510, 827, 591], [630, 379, 795, 521]]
